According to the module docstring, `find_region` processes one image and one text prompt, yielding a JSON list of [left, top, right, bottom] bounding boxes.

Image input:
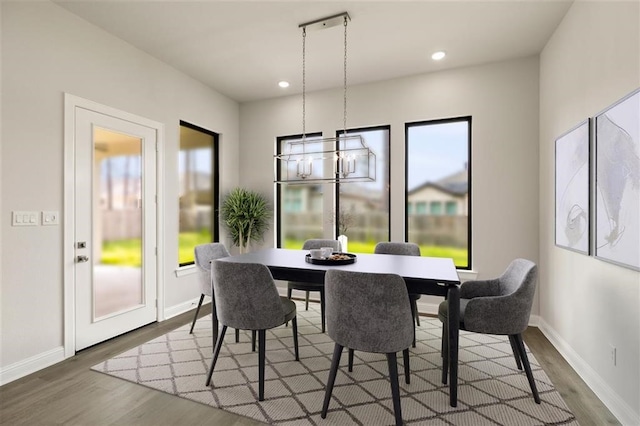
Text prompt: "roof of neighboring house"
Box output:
[[408, 168, 468, 196]]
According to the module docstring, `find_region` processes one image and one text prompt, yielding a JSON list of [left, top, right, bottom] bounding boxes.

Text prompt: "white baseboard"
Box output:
[[164, 296, 208, 320], [0, 346, 65, 386], [538, 318, 638, 426]]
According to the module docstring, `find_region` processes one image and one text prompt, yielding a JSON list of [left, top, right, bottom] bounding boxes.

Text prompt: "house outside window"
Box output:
[[276, 133, 324, 249], [405, 117, 471, 269], [178, 121, 219, 266], [337, 126, 390, 253], [416, 201, 427, 215]]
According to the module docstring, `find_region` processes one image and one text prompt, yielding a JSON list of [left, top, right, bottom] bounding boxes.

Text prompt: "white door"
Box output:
[[74, 107, 157, 350]]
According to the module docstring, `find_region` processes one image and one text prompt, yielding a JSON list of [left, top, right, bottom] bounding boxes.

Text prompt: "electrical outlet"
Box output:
[[609, 344, 617, 366]]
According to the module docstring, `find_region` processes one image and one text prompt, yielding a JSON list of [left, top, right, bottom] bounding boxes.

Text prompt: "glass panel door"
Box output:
[[93, 127, 143, 319]]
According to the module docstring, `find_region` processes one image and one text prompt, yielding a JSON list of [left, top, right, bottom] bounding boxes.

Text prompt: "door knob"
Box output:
[[77, 255, 89, 263]]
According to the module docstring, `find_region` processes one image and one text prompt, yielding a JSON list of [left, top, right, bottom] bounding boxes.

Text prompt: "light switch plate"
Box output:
[[42, 211, 60, 226], [12, 211, 39, 226]]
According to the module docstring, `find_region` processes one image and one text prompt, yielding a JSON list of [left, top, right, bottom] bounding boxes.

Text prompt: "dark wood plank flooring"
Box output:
[[0, 307, 619, 425]]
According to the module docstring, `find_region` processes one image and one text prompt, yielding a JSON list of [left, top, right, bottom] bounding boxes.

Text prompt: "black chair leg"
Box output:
[[235, 328, 240, 343], [252, 330, 257, 352], [441, 321, 449, 385], [287, 287, 292, 299], [409, 299, 417, 348], [258, 330, 266, 401], [386, 352, 403, 426], [320, 289, 326, 333], [205, 325, 227, 386], [413, 298, 421, 326], [514, 334, 541, 404], [348, 348, 354, 372], [321, 343, 344, 419], [509, 335, 523, 370], [403, 348, 410, 384], [292, 316, 300, 361], [189, 294, 205, 334]]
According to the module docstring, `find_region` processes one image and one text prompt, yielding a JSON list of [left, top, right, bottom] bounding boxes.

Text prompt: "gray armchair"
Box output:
[[438, 258, 541, 403], [374, 242, 422, 347], [321, 269, 413, 426], [193, 243, 243, 346], [287, 239, 341, 333], [205, 260, 299, 401]]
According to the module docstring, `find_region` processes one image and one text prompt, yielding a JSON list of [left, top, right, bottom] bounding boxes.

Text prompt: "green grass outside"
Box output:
[[104, 234, 467, 268], [178, 230, 212, 264], [101, 230, 212, 267], [101, 239, 142, 267], [283, 239, 468, 268]]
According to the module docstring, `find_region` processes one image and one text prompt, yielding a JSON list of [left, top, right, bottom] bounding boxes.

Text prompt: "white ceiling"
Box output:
[[55, 1, 573, 103]]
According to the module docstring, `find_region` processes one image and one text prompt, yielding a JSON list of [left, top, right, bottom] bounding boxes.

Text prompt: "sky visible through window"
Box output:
[[407, 121, 468, 190]]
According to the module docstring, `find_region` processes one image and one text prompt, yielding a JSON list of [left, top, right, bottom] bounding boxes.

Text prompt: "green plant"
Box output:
[[220, 187, 271, 253]]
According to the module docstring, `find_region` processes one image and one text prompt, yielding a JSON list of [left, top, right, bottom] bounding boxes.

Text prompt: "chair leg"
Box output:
[[320, 288, 326, 333], [348, 348, 354, 372], [409, 299, 417, 348], [386, 352, 403, 426], [441, 321, 449, 385], [292, 316, 300, 361], [321, 343, 344, 419], [287, 287, 292, 299], [305, 291, 310, 310], [258, 330, 266, 401], [235, 328, 240, 343], [514, 334, 541, 404], [509, 335, 523, 370], [189, 294, 205, 334], [413, 298, 421, 326], [403, 348, 410, 384], [252, 330, 257, 352], [205, 325, 227, 386]]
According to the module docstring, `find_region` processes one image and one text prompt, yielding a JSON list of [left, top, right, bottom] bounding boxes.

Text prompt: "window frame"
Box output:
[[404, 116, 472, 270], [178, 120, 220, 267]]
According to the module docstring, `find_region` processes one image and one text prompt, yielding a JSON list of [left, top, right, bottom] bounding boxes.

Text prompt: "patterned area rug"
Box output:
[[92, 302, 578, 425]]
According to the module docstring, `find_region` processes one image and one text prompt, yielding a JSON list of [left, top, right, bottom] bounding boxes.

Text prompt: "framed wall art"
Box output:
[[595, 88, 640, 271], [555, 119, 590, 254]]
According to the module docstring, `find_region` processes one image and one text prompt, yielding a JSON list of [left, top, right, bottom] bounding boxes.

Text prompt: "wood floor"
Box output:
[[0, 306, 620, 426]]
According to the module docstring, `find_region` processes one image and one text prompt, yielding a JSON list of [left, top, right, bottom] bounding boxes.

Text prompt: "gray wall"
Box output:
[[539, 1, 639, 423]]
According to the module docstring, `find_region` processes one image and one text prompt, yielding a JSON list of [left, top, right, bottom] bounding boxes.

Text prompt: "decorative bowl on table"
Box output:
[[305, 252, 357, 265]]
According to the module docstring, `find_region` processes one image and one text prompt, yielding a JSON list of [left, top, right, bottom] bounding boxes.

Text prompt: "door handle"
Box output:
[[77, 255, 90, 263]]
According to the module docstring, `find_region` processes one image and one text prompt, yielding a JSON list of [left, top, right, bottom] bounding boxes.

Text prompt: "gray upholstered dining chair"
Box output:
[[438, 258, 541, 404], [193, 243, 242, 346], [287, 238, 341, 333], [321, 269, 413, 426], [205, 260, 300, 401], [374, 242, 422, 347]]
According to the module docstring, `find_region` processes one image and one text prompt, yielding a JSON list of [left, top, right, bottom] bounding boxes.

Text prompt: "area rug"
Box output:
[[92, 302, 578, 425]]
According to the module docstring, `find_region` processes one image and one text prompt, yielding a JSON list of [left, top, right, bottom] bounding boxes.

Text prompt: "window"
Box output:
[[276, 133, 324, 249], [178, 121, 219, 266], [446, 201, 457, 215], [429, 201, 442, 215], [405, 117, 471, 269], [337, 126, 390, 253], [416, 202, 427, 215]]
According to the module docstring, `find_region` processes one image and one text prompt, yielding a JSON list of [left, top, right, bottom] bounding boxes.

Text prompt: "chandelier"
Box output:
[[274, 12, 376, 184]]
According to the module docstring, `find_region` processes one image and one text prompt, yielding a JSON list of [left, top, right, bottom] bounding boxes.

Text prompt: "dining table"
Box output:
[[215, 247, 462, 407]]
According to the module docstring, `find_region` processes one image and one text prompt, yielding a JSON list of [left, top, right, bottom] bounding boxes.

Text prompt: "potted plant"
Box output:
[[220, 187, 271, 253]]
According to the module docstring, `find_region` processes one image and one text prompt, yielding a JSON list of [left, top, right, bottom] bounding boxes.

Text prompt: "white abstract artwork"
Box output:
[[555, 120, 590, 254], [595, 88, 640, 271]]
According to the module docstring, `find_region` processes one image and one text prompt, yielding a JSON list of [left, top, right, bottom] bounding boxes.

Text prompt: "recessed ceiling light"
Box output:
[[278, 81, 290, 88], [431, 51, 446, 61]]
